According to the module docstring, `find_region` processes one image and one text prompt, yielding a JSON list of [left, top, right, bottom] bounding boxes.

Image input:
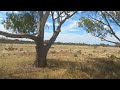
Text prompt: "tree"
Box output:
[[0, 11, 77, 67], [78, 11, 120, 44]]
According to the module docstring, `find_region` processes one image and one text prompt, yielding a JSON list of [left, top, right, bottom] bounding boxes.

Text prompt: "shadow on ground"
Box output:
[[47, 57, 120, 79], [1, 57, 120, 79]]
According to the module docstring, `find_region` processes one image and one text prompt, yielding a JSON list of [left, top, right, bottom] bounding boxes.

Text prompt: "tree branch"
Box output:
[[105, 11, 120, 28], [45, 11, 77, 50], [45, 30, 60, 50], [57, 11, 77, 30], [101, 38, 119, 44], [92, 34, 119, 44], [51, 11, 55, 33], [37, 11, 50, 33], [0, 30, 36, 40], [42, 11, 50, 27], [37, 11, 50, 43], [54, 11, 64, 20], [101, 11, 120, 42], [89, 16, 108, 26]]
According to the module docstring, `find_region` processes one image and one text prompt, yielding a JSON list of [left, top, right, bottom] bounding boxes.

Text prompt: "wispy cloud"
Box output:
[[46, 22, 58, 27], [105, 31, 120, 42], [46, 22, 53, 27], [55, 33, 103, 44], [0, 24, 6, 32], [61, 20, 79, 32], [44, 31, 114, 45]]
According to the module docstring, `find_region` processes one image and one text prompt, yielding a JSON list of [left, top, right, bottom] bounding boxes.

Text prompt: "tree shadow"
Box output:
[[47, 57, 120, 79], [90, 57, 120, 72]]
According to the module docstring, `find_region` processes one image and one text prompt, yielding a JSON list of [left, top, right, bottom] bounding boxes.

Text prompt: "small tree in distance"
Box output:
[[0, 11, 77, 67]]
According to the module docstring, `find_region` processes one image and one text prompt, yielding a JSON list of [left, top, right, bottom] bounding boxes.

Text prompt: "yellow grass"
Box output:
[[0, 43, 120, 79]]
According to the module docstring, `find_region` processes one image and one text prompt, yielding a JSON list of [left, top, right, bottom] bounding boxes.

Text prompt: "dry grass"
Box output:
[[0, 44, 120, 79]]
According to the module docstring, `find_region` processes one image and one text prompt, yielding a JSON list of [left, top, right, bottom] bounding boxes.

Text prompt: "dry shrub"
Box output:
[[20, 48, 23, 51], [74, 53, 78, 57], [118, 51, 120, 54], [109, 54, 117, 59], [103, 50, 107, 52], [15, 48, 18, 50], [89, 54, 92, 56], [93, 45, 98, 49], [5, 44, 15, 51], [77, 50, 81, 54], [50, 51, 56, 54], [93, 51, 96, 53]]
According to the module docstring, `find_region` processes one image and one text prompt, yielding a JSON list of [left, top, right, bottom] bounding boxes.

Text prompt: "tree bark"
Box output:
[[35, 41, 48, 67]]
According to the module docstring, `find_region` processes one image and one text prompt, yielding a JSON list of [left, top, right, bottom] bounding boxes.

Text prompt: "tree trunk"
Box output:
[[35, 42, 48, 67]]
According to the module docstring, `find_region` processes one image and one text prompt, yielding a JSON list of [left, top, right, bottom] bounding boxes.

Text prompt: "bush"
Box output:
[[5, 44, 15, 51], [51, 51, 56, 54], [118, 51, 120, 54], [93, 45, 99, 49], [74, 53, 78, 57], [77, 50, 81, 54], [20, 48, 23, 51]]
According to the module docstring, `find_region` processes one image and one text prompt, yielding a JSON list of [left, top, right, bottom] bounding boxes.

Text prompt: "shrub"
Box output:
[[77, 50, 81, 54], [110, 54, 117, 59], [89, 54, 92, 56], [5, 44, 15, 51], [103, 50, 107, 53], [93, 45, 98, 49], [51, 51, 56, 54], [74, 53, 78, 57], [118, 51, 120, 54], [20, 48, 23, 51]]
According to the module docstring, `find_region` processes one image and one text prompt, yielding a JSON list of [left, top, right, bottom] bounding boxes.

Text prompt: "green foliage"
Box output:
[[78, 11, 120, 40], [105, 11, 120, 23], [78, 16, 108, 38], [2, 11, 38, 34]]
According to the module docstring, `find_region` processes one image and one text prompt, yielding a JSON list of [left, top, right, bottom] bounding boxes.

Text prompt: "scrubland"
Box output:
[[0, 43, 120, 79]]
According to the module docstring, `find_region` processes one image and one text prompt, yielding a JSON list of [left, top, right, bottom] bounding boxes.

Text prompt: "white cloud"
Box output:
[[50, 11, 57, 19], [0, 24, 6, 32], [46, 22, 53, 27], [46, 22, 58, 27], [0, 17, 3, 20], [105, 31, 120, 43], [55, 33, 101, 44], [46, 28, 120, 45], [62, 20, 78, 31], [69, 29, 79, 32], [44, 31, 114, 45], [44, 32, 53, 40], [115, 31, 120, 37], [104, 25, 109, 29]]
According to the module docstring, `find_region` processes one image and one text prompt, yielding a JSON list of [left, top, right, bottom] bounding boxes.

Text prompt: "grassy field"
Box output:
[[0, 43, 120, 79]]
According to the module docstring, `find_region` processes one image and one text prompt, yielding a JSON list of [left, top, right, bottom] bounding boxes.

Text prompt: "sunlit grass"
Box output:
[[0, 44, 120, 79]]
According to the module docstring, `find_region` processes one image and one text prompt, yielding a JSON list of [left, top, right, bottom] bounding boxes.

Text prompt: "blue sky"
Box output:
[[0, 11, 120, 45]]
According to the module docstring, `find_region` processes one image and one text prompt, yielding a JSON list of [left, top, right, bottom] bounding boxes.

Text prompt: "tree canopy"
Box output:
[[0, 11, 77, 67], [2, 11, 38, 34], [78, 11, 120, 44]]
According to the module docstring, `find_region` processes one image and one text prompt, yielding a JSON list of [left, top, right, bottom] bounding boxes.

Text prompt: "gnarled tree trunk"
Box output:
[[34, 30, 60, 67], [35, 41, 48, 67]]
